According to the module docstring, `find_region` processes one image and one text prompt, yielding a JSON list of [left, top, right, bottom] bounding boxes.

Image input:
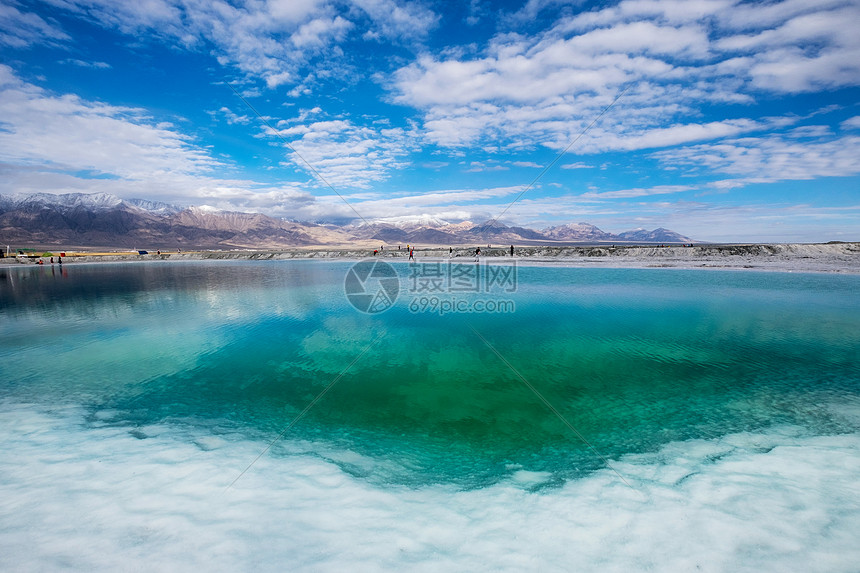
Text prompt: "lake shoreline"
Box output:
[[2, 242, 858, 273]]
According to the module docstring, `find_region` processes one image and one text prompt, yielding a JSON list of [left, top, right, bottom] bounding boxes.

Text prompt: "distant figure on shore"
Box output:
[[474, 247, 481, 262], [49, 257, 53, 264], [409, 248, 414, 261], [510, 245, 514, 257], [58, 256, 62, 265], [373, 249, 378, 256]]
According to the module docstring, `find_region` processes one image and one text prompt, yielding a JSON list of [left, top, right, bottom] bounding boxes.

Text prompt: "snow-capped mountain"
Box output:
[[0, 192, 695, 248], [371, 215, 454, 230], [543, 222, 617, 242], [125, 198, 183, 215], [0, 192, 352, 248], [5, 192, 124, 212], [616, 227, 693, 243]]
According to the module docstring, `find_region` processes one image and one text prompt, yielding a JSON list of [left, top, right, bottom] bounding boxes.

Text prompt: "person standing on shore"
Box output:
[[510, 245, 514, 257], [409, 248, 414, 261]]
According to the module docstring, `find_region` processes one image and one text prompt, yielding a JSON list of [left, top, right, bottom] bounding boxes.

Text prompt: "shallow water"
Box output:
[[1, 261, 859, 571]]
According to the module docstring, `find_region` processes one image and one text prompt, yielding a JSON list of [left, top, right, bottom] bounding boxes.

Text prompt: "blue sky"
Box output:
[[1, 0, 859, 241]]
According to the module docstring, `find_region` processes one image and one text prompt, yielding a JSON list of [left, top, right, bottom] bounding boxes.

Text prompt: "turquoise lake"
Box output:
[[1, 260, 859, 571]]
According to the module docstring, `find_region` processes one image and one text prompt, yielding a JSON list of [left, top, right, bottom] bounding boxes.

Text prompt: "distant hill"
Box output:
[[0, 192, 695, 248], [543, 222, 617, 242], [0, 193, 350, 249], [616, 227, 692, 243]]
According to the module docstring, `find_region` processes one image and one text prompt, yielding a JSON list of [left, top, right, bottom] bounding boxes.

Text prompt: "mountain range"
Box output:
[[0, 192, 694, 249]]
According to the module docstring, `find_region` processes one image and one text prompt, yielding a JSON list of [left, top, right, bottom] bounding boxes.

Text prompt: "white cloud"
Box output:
[[466, 161, 509, 172], [614, 201, 860, 243], [61, 59, 112, 68], [0, 65, 321, 215], [216, 106, 251, 125], [0, 65, 219, 179], [841, 116, 860, 130], [421, 161, 449, 169], [563, 20, 711, 59], [561, 162, 591, 169], [390, 0, 860, 151], [578, 184, 696, 200], [22, 0, 437, 92], [563, 0, 733, 29], [717, 0, 851, 32], [273, 116, 419, 189], [358, 185, 520, 209], [266, 0, 327, 24], [0, 2, 70, 48], [4, 0, 857, 239], [302, 184, 524, 222], [497, 193, 860, 243], [0, 162, 317, 217], [351, 0, 439, 40], [578, 119, 764, 153], [746, 46, 860, 92], [290, 15, 352, 48], [653, 133, 860, 182]]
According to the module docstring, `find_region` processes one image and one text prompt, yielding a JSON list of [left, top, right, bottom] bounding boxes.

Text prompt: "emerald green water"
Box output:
[[1, 261, 858, 488]]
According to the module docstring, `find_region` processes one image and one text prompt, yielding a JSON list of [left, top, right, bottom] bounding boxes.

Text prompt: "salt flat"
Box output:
[[4, 242, 857, 273]]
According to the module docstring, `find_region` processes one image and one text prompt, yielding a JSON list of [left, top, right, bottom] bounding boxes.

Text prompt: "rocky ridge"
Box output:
[[1, 192, 695, 249]]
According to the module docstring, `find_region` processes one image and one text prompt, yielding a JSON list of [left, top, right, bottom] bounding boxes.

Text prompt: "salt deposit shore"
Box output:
[[2, 242, 858, 273]]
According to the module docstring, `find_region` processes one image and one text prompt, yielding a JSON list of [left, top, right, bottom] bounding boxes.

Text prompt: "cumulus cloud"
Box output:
[[0, 65, 219, 179], [652, 133, 860, 182], [216, 106, 251, 125], [0, 64, 422, 219], [390, 0, 860, 151], [351, 0, 439, 40], [271, 115, 420, 189], [3, 0, 857, 237], [0, 65, 320, 214], [19, 0, 437, 91]]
